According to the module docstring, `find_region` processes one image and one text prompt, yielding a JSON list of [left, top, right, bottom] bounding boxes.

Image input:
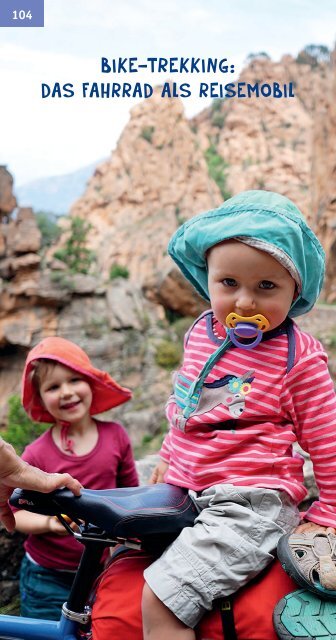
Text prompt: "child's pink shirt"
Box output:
[[161, 312, 336, 527], [19, 419, 138, 570]]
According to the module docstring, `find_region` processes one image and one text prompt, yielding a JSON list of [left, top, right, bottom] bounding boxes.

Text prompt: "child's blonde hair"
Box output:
[[30, 359, 59, 394]]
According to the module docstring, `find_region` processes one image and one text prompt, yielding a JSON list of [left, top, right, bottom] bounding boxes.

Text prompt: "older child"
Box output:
[[142, 190, 336, 640], [15, 337, 138, 620]]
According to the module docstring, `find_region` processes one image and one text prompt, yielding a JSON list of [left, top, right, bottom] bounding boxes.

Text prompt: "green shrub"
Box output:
[[165, 308, 184, 324], [246, 52, 270, 62], [296, 44, 330, 67], [49, 271, 73, 289], [211, 112, 226, 129], [4, 395, 48, 455], [204, 145, 232, 200], [85, 318, 107, 338], [53, 216, 95, 274], [210, 98, 223, 113], [35, 211, 61, 247], [134, 420, 168, 459], [175, 206, 187, 226], [140, 126, 155, 143], [109, 264, 129, 280], [155, 340, 182, 370]]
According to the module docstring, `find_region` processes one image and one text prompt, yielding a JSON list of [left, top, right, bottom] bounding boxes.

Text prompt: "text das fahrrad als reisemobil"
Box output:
[[41, 57, 295, 99]]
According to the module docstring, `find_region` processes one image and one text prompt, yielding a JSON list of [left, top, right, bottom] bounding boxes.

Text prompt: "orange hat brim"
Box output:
[[21, 338, 132, 423]]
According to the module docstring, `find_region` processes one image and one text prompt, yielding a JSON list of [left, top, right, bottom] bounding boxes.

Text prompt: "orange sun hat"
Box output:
[[21, 337, 132, 423]]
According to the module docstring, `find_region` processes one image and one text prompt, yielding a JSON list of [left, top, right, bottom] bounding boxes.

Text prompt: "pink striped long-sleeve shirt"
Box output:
[[160, 311, 336, 527]]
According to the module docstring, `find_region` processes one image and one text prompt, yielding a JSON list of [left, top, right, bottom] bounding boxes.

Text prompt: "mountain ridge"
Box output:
[[15, 160, 106, 215]]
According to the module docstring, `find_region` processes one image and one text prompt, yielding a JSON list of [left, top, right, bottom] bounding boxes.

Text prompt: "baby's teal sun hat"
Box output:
[[168, 190, 325, 318]]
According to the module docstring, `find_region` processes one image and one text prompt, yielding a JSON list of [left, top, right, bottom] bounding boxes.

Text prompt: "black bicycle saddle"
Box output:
[[10, 483, 197, 538]]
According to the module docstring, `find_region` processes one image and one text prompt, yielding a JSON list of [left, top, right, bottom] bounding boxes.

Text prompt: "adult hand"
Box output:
[[0, 438, 82, 532]]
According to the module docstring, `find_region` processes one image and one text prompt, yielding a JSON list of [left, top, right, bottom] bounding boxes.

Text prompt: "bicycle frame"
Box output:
[[0, 614, 78, 640], [0, 537, 107, 640], [2, 483, 195, 640]]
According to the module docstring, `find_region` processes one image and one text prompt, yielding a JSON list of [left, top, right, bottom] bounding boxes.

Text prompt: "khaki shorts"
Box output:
[[144, 484, 300, 628]]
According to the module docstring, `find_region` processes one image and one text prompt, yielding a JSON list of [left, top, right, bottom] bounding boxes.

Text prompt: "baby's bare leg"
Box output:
[[142, 584, 195, 640]]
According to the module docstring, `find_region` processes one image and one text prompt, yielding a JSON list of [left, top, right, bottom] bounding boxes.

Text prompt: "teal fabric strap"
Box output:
[[183, 335, 231, 418]]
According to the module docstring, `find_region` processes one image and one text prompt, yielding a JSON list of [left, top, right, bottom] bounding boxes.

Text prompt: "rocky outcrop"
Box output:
[[193, 53, 332, 224], [311, 50, 336, 301], [0, 172, 177, 432], [0, 206, 60, 352], [65, 50, 336, 307], [0, 166, 17, 218], [193, 50, 336, 301], [155, 266, 208, 317], [69, 87, 221, 311], [0, 207, 42, 314], [1, 48, 336, 429]]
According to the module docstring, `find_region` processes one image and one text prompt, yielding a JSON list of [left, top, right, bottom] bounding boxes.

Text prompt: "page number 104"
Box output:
[[0, 0, 44, 27], [13, 9, 32, 19]]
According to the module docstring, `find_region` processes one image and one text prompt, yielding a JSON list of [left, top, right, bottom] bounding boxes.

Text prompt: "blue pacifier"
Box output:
[[225, 313, 270, 350]]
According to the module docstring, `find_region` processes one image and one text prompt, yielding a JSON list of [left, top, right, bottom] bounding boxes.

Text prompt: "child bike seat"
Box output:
[[10, 483, 197, 538]]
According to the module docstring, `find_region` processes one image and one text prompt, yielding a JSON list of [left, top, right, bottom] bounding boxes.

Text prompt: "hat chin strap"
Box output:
[[60, 423, 76, 454]]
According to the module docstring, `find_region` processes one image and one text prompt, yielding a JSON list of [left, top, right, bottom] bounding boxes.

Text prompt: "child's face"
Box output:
[[39, 363, 93, 426], [207, 240, 297, 332]]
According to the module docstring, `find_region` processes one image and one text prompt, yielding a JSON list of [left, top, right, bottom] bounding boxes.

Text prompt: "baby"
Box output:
[[142, 190, 336, 640]]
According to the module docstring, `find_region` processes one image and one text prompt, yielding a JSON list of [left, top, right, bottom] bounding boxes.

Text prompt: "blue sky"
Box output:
[[0, 0, 335, 185]]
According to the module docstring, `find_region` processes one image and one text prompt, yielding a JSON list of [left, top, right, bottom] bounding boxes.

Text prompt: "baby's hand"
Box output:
[[149, 460, 169, 484], [294, 521, 336, 535]]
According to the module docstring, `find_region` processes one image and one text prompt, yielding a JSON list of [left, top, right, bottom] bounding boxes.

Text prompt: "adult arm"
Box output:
[[0, 438, 82, 532]]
